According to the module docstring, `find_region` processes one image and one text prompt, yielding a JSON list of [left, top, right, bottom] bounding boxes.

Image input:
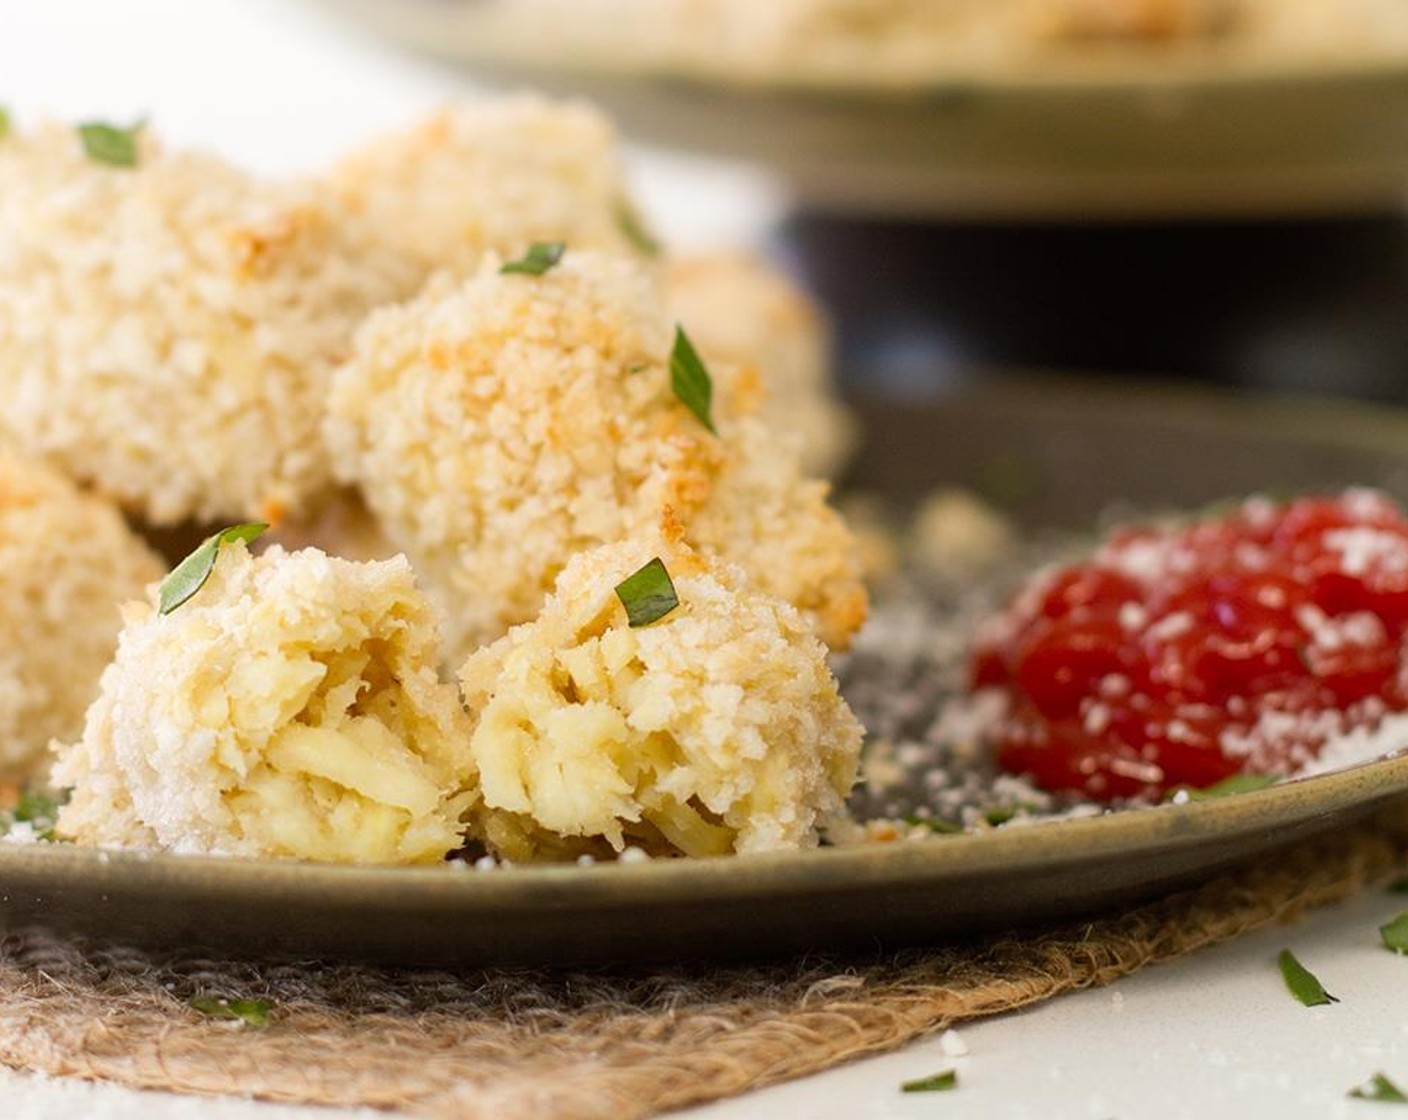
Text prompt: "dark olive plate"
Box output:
[[6, 380, 1408, 968]]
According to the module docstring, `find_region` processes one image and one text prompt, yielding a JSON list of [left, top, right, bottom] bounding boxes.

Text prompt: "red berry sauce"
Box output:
[[972, 490, 1408, 799]]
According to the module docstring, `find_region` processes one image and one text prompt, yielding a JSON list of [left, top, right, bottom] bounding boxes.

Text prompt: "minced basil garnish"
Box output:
[[614, 198, 660, 257], [158, 523, 267, 615], [1380, 912, 1408, 955], [902, 1069, 958, 1093], [78, 119, 144, 167], [670, 326, 716, 435], [190, 995, 274, 1027], [1277, 949, 1339, 1007], [500, 241, 565, 277], [1350, 1073, 1408, 1103], [614, 557, 679, 628]]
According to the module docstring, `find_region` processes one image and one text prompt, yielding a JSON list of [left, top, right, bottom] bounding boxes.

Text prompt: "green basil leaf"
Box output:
[[190, 995, 273, 1028], [500, 241, 565, 277], [614, 557, 679, 628], [1380, 912, 1408, 955], [902, 1069, 958, 1093], [903, 815, 964, 835], [1277, 949, 1339, 1007], [78, 118, 145, 167], [1349, 1073, 1408, 1103], [614, 198, 660, 257], [158, 523, 267, 615], [1169, 773, 1280, 802], [670, 326, 715, 435], [0, 787, 69, 842]]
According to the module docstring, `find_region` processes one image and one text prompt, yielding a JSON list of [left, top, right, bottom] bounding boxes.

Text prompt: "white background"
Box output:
[[4, 3, 1408, 1117]]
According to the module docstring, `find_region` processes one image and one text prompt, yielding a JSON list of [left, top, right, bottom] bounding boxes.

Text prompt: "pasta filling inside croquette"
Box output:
[[473, 616, 763, 860], [225, 640, 462, 863]]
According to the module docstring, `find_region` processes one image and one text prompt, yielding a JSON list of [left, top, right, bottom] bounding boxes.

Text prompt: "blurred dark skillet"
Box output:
[[3, 379, 1408, 968]]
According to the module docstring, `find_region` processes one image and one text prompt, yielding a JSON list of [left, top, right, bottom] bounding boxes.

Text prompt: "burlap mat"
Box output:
[[3, 806, 1408, 1119]]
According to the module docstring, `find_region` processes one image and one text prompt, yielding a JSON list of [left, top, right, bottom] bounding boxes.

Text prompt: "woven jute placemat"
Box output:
[[3, 806, 1407, 1120]]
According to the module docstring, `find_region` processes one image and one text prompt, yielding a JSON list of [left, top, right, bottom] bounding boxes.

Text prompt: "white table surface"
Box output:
[[6, 3, 1408, 1117]]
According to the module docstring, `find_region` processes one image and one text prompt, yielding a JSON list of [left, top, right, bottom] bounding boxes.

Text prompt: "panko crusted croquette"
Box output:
[[0, 121, 409, 525], [330, 96, 648, 284], [666, 252, 856, 478], [325, 250, 867, 661], [458, 541, 864, 861], [0, 451, 164, 781], [53, 543, 474, 864]]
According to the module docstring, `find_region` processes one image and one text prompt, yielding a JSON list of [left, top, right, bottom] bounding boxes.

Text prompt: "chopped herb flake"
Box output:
[[158, 523, 267, 616], [500, 241, 565, 277], [615, 199, 660, 257], [1350, 1073, 1408, 1103], [614, 557, 679, 628], [984, 804, 1037, 827], [1277, 949, 1339, 1007], [670, 326, 716, 435], [903, 815, 963, 835], [190, 995, 273, 1027], [0, 107, 10, 141], [902, 1069, 958, 1093], [1380, 912, 1408, 955], [0, 788, 68, 842], [1170, 773, 1280, 802], [78, 119, 144, 167]]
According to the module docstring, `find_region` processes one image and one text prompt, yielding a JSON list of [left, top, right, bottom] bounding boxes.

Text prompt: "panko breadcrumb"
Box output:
[[665, 252, 856, 478], [325, 250, 867, 661], [330, 96, 649, 284], [458, 541, 863, 861], [0, 121, 408, 525], [0, 451, 163, 780], [53, 542, 474, 864]]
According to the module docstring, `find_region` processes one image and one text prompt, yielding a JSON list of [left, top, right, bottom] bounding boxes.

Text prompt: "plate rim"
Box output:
[[7, 752, 1408, 907], [316, 0, 1408, 98]]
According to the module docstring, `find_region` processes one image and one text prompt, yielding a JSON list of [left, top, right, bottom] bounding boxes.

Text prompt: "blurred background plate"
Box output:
[[314, 0, 1408, 219]]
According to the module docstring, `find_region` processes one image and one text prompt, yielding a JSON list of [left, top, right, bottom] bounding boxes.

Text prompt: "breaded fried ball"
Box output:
[[330, 96, 648, 283], [53, 542, 474, 864], [666, 252, 856, 478], [459, 541, 864, 861], [0, 121, 407, 525], [0, 451, 164, 780], [325, 250, 867, 661]]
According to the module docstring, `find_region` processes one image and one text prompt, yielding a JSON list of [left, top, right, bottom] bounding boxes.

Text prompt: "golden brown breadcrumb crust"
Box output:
[[0, 122, 407, 525], [459, 540, 864, 861], [54, 544, 473, 864], [0, 451, 164, 781], [326, 250, 867, 661]]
